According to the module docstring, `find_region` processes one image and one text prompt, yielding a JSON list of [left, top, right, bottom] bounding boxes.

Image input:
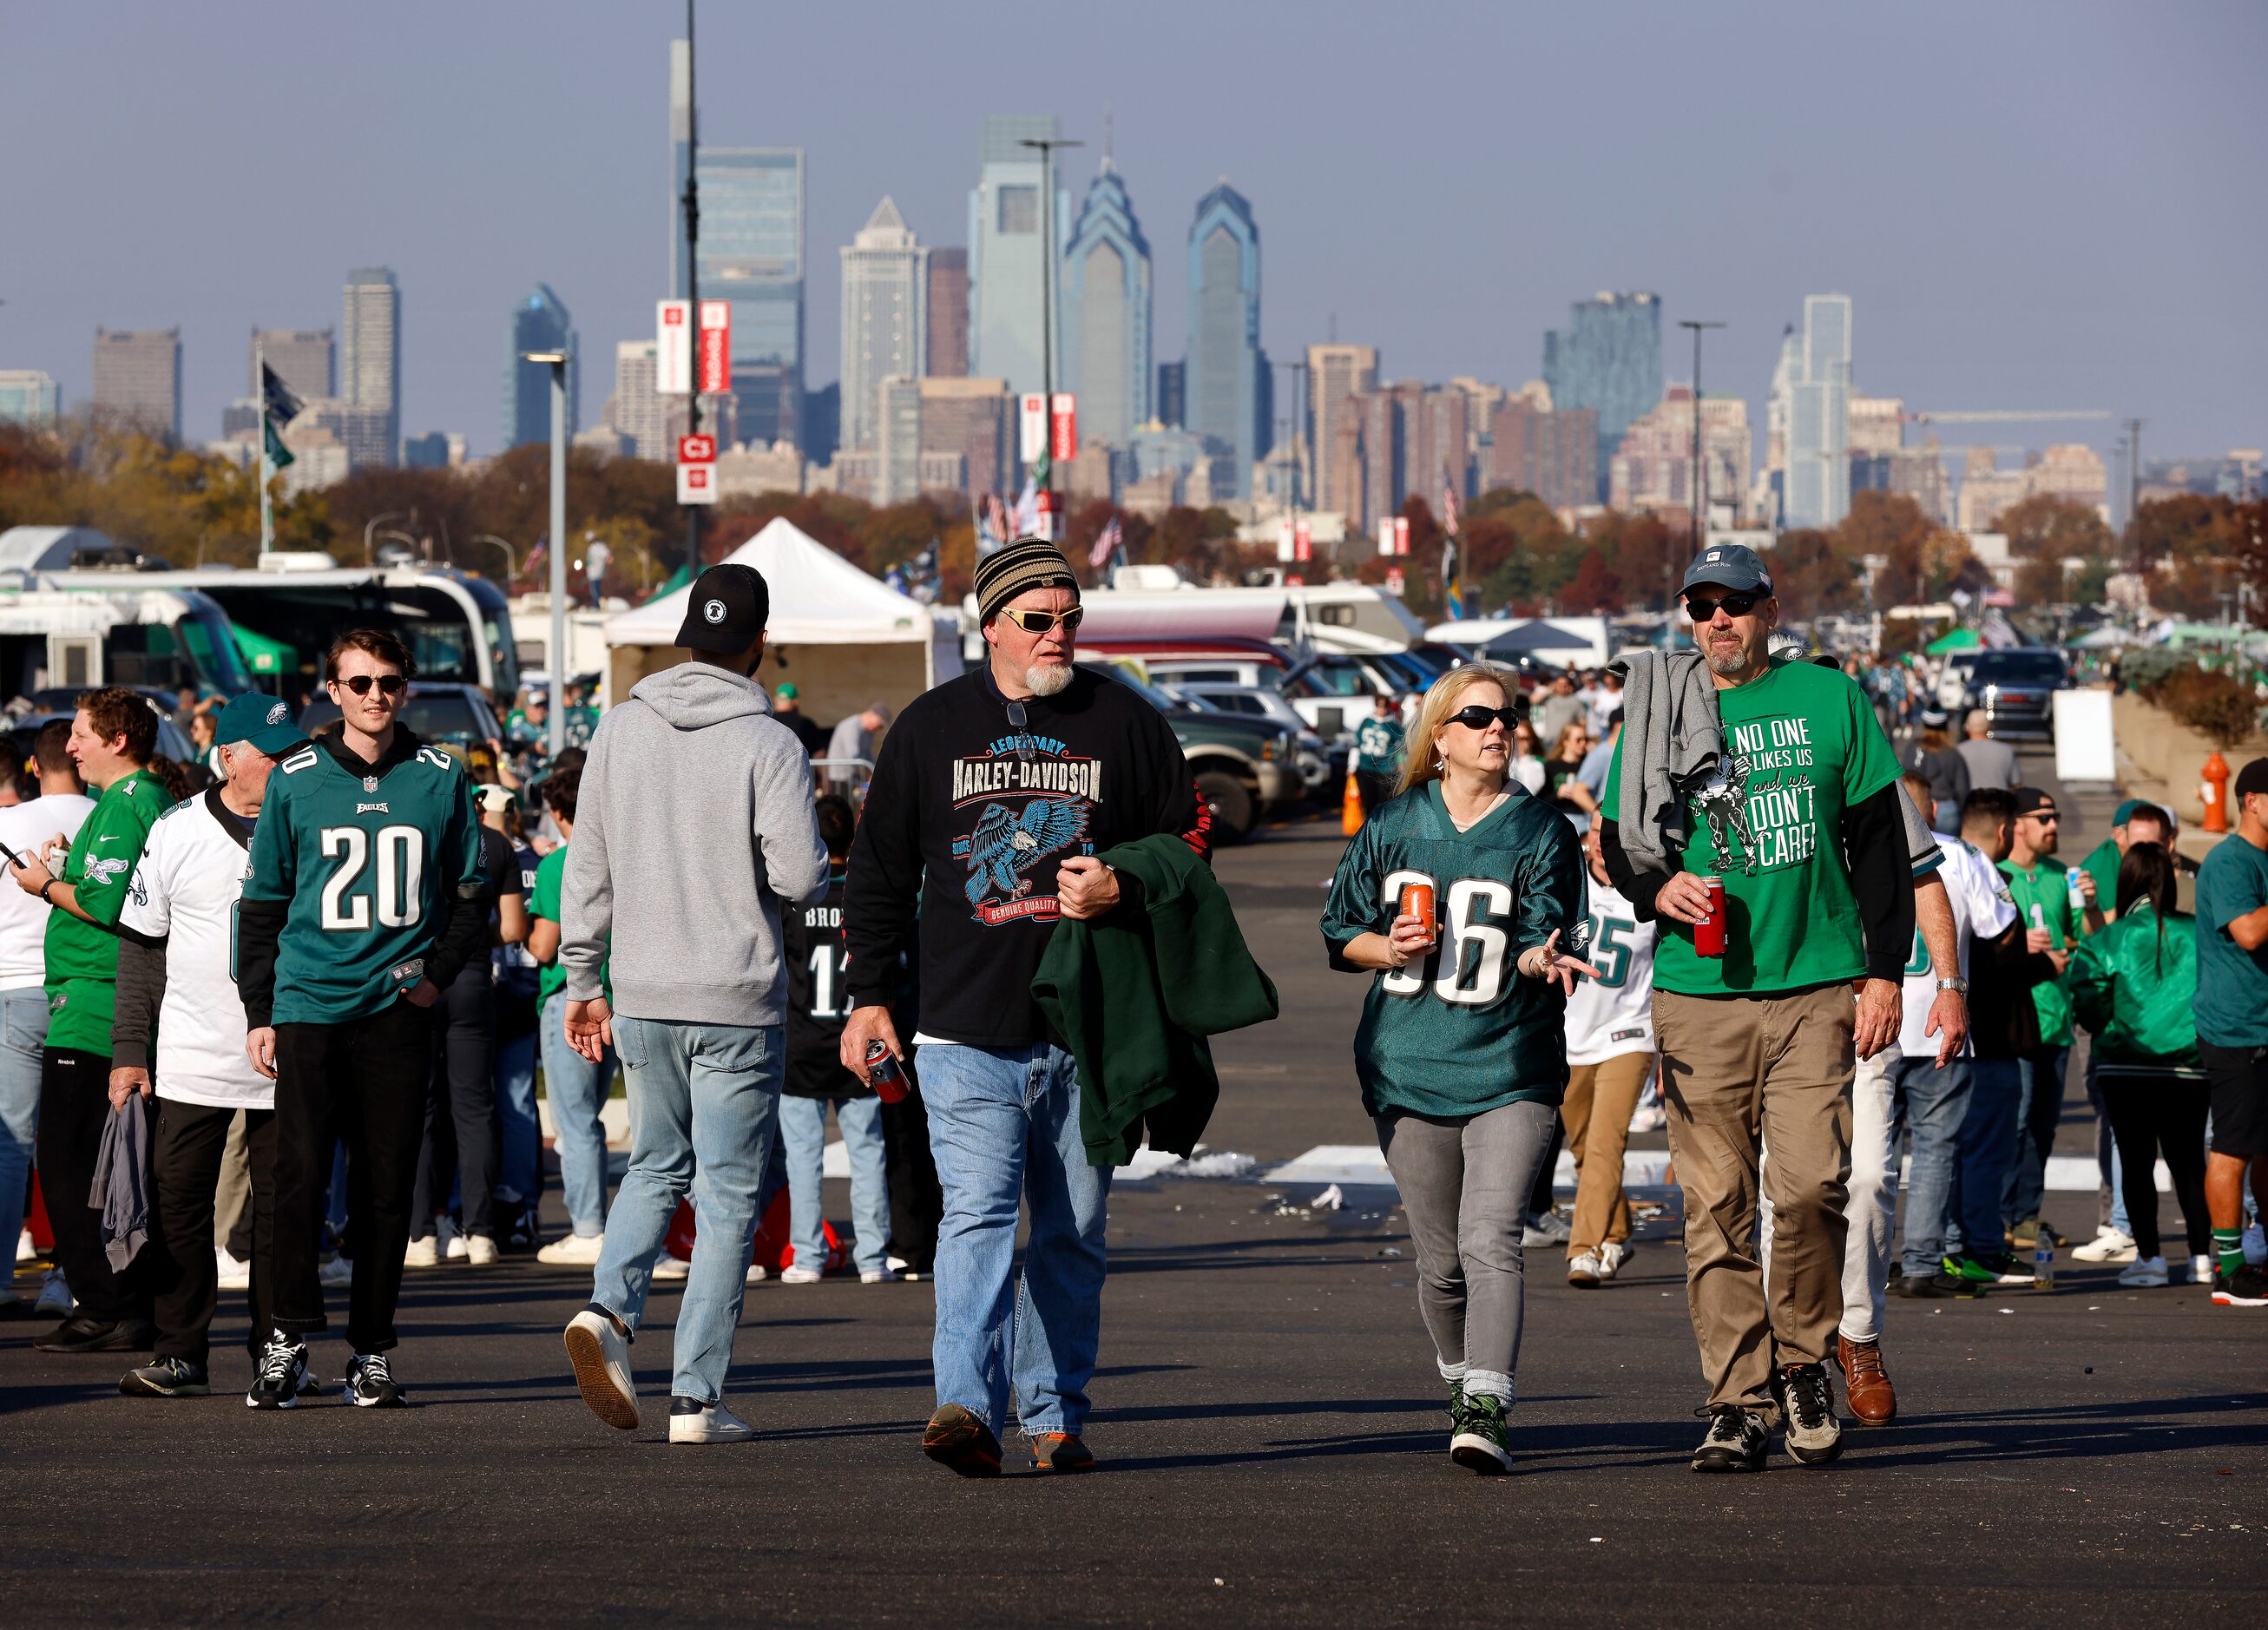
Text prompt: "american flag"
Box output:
[[1088, 516, 1122, 572], [1441, 480, 1461, 537]]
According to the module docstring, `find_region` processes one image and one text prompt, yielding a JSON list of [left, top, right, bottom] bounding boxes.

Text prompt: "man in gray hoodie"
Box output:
[[557, 562, 828, 1446]]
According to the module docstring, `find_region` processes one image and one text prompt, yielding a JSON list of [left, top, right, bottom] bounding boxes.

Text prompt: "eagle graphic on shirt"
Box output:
[[953, 796, 1090, 915]]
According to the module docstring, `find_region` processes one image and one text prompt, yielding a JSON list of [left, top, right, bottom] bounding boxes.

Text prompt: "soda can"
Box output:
[[1398, 881, 1436, 945], [2067, 867, 2087, 913], [865, 1038, 909, 1104], [1693, 875, 1727, 958]]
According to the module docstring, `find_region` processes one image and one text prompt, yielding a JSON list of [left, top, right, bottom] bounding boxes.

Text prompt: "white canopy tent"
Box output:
[[603, 517, 959, 724]]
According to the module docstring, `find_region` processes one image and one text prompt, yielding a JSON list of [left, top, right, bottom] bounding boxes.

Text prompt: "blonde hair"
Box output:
[[1396, 663, 1523, 796], [1549, 720, 1590, 759]]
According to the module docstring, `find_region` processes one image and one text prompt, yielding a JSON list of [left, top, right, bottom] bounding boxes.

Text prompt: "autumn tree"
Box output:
[[1765, 529, 1861, 619], [1998, 493, 2114, 562]]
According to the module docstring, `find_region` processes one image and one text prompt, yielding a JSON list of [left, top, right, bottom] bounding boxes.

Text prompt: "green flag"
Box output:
[[263, 415, 295, 470]]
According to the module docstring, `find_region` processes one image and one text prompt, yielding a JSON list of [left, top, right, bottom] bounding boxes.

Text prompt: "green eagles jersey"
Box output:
[[1603, 656, 1902, 997], [1353, 716, 1405, 777], [244, 737, 483, 1025], [44, 767, 168, 1055], [531, 842, 610, 1008], [1320, 780, 1586, 1119], [2000, 854, 2078, 1046]]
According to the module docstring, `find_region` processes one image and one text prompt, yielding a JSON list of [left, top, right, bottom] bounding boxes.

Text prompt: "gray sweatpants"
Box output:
[[1375, 1099, 1558, 1403]]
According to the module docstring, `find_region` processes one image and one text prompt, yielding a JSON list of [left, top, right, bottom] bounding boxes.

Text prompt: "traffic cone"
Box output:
[[1342, 770, 1364, 835]]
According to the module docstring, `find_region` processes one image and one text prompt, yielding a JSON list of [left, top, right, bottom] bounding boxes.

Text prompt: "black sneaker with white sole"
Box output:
[[247, 1336, 310, 1410], [1771, 1362, 1843, 1464], [121, 1356, 210, 1397], [345, 1351, 407, 1408], [1691, 1404, 1769, 1472]]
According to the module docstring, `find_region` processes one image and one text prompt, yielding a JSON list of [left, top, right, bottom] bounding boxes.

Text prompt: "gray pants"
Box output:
[[1375, 1099, 1558, 1403]]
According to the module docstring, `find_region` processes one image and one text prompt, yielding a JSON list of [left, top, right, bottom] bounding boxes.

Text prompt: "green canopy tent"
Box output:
[[1924, 628, 1982, 654], [230, 623, 299, 681]]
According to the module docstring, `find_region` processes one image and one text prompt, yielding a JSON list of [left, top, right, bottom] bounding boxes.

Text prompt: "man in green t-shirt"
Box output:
[[1997, 787, 2105, 1246], [10, 688, 174, 1353], [1601, 544, 1914, 1474], [2077, 799, 2169, 912], [2193, 759, 2268, 1306], [525, 754, 617, 1265]]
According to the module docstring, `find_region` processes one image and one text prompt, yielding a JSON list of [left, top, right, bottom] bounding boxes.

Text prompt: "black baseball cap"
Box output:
[[674, 563, 770, 653], [2009, 786, 2058, 818], [1681, 542, 1773, 595], [2236, 757, 2268, 801]]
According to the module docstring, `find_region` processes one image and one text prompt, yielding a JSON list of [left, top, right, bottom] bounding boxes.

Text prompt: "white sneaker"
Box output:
[[2187, 1253, 2215, 1285], [1627, 1101, 1666, 1133], [33, 1266, 72, 1316], [745, 1262, 768, 1285], [319, 1252, 353, 1287], [403, 1235, 439, 1268], [16, 1226, 34, 1265], [859, 1268, 892, 1284], [536, 1232, 605, 1266], [668, 1397, 754, 1444], [562, 1307, 637, 1430], [779, 1264, 822, 1285], [2118, 1255, 2169, 1287], [2071, 1227, 2137, 1264], [886, 1255, 910, 1274], [442, 1220, 468, 1262], [1566, 1252, 1603, 1288], [2245, 1224, 2266, 1266], [652, 1253, 690, 1281], [215, 1246, 252, 1291], [1599, 1241, 1632, 1280], [466, 1234, 499, 1267]]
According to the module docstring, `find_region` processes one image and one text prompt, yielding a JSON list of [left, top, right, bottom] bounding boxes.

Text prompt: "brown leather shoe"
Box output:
[[1836, 1334, 1896, 1425]]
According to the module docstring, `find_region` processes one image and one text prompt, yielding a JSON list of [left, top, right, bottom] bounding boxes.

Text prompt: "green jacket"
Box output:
[[1034, 833, 1279, 1167], [2067, 904, 2199, 1069]]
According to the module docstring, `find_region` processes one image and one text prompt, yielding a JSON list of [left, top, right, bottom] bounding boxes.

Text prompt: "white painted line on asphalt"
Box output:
[[1260, 1147, 2172, 1194]]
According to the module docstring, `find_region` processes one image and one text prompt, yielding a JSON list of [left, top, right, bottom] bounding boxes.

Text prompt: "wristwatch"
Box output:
[[1935, 976, 1969, 996]]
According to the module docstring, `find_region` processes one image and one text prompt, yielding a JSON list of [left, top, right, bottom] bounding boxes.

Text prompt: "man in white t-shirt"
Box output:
[[109, 695, 306, 1397], [0, 722, 92, 1319], [1562, 815, 1657, 1287]]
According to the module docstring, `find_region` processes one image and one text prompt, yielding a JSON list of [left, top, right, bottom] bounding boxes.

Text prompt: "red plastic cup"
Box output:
[[1693, 875, 1727, 958], [865, 1039, 909, 1103]]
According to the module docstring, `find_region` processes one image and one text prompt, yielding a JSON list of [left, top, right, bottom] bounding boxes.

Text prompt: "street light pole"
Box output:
[[524, 349, 572, 755], [681, 0, 703, 587], [1018, 135, 1081, 529], [472, 533, 518, 583]]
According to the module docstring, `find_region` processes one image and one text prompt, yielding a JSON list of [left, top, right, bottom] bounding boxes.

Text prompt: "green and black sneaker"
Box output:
[[1940, 1253, 2000, 1292], [1450, 1390, 1512, 1475]]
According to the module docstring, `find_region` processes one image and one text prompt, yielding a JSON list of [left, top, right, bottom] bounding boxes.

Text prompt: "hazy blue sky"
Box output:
[[5, 1, 2262, 469]]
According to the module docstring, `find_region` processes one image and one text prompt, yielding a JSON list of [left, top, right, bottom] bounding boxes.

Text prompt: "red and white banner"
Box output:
[[1034, 488, 1058, 542], [1395, 516, 1411, 556], [1049, 392, 1077, 463], [676, 433, 717, 505], [1019, 394, 1048, 465], [1277, 518, 1295, 562], [656, 300, 693, 395], [1377, 516, 1411, 557], [1384, 566, 1405, 596], [697, 301, 732, 396], [1293, 518, 1312, 562]]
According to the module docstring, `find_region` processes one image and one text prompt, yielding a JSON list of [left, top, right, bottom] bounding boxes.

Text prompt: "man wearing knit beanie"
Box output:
[[841, 537, 1209, 1476]]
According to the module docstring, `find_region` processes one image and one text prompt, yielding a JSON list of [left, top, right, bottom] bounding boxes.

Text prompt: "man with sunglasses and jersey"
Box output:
[[237, 630, 488, 1410], [842, 537, 1207, 1477], [1601, 545, 1914, 1474]]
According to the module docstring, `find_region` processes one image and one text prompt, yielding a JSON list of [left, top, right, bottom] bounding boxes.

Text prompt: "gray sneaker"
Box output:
[[1520, 1210, 1571, 1247], [1771, 1363, 1843, 1465], [1691, 1405, 1768, 1472]]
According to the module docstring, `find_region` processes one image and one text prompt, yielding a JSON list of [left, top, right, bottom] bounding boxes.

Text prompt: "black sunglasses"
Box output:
[[1684, 590, 1764, 621], [998, 606, 1083, 634], [338, 674, 407, 697], [1446, 704, 1522, 732]]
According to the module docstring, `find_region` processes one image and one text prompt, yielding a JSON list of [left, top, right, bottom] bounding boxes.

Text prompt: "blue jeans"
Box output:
[[0, 988, 48, 1268], [1886, 1055, 1970, 1278], [917, 1040, 1111, 1440], [778, 1095, 890, 1275], [495, 1026, 540, 1206], [541, 992, 615, 1237], [1949, 1057, 2023, 1257], [2005, 1044, 2069, 1228], [590, 1015, 782, 1405]]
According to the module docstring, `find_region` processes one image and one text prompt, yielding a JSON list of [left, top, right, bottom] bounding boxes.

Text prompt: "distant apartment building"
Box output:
[[1956, 443, 2107, 531], [0, 371, 61, 428], [341, 268, 400, 466], [401, 431, 467, 470], [839, 197, 929, 452], [918, 376, 1013, 498], [968, 114, 1062, 399], [1484, 398, 1598, 513], [873, 375, 926, 503], [700, 147, 805, 448], [1060, 159, 1153, 457], [924, 248, 969, 378], [1184, 183, 1267, 499], [607, 339, 673, 460], [93, 327, 181, 440], [1607, 386, 1752, 522], [249, 328, 333, 404], [1542, 292, 1660, 492], [1785, 294, 1852, 529], [505, 285, 579, 450], [1307, 343, 1378, 523]]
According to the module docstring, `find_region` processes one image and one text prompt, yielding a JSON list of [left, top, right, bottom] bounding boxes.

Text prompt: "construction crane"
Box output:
[[1904, 409, 2112, 426]]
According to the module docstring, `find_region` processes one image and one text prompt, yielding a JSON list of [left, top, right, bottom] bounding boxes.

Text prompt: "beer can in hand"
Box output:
[[1693, 875, 1727, 958], [865, 1038, 909, 1104], [1398, 881, 1437, 946]]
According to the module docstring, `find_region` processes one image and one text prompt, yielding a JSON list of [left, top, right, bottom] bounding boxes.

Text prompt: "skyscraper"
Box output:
[[0, 371, 62, 429], [1060, 158, 1153, 457], [505, 285, 579, 450], [925, 248, 969, 378], [839, 197, 930, 452], [968, 114, 1062, 399], [1785, 294, 1852, 529], [1155, 360, 1184, 429], [1307, 343, 1379, 522], [1185, 183, 1264, 500], [248, 328, 333, 403], [607, 339, 672, 460], [700, 148, 805, 447], [341, 267, 400, 465], [1542, 291, 1660, 494], [92, 328, 181, 440]]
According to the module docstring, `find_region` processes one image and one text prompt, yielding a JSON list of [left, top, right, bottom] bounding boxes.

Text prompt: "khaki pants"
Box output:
[[1561, 1052, 1652, 1257], [1654, 985, 1855, 1412]]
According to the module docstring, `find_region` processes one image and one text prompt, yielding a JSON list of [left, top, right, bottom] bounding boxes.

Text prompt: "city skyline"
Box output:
[[2, 3, 2261, 474]]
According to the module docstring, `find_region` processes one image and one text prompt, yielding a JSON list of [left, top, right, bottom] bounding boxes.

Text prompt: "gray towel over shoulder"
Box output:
[[1613, 648, 1723, 876]]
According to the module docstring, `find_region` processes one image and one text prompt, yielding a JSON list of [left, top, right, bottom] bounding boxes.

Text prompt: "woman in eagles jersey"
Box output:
[[1321, 664, 1595, 1476]]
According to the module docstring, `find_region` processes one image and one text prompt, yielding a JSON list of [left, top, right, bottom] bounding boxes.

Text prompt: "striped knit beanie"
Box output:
[[974, 536, 1079, 626]]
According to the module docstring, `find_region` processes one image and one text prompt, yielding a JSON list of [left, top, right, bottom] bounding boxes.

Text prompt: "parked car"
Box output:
[[7, 708, 198, 783], [1959, 647, 2067, 739], [297, 681, 505, 752], [1088, 663, 1299, 843], [1167, 683, 1338, 792]]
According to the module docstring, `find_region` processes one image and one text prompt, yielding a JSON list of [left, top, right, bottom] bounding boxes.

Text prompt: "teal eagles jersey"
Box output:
[[243, 738, 484, 1024], [1320, 780, 1587, 1119]]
